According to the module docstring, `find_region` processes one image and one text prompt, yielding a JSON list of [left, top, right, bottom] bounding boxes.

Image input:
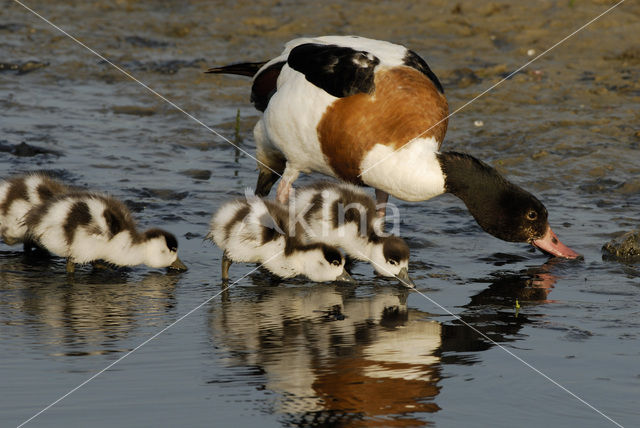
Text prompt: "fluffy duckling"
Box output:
[[24, 192, 187, 273], [291, 181, 414, 287], [207, 196, 354, 283], [0, 172, 69, 247]]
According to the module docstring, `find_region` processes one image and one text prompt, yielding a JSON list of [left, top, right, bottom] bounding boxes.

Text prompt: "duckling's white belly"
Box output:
[[70, 228, 109, 263], [262, 66, 338, 177], [226, 233, 284, 264]]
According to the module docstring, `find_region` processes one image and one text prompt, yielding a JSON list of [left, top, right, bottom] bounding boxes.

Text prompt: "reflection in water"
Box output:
[[207, 262, 557, 426], [0, 251, 179, 356]]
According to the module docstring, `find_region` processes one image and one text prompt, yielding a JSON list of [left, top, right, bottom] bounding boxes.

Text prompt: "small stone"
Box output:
[[602, 230, 640, 262], [532, 150, 548, 160], [473, 120, 484, 127], [112, 105, 157, 116], [527, 49, 536, 57]]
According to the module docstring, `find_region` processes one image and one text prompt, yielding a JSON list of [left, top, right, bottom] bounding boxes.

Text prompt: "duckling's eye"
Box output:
[[331, 259, 341, 266], [388, 259, 398, 266], [526, 210, 538, 221]]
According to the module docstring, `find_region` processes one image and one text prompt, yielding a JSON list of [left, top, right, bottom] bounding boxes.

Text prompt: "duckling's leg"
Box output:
[[221, 251, 232, 280], [276, 164, 300, 203], [375, 188, 389, 218], [66, 258, 76, 273]]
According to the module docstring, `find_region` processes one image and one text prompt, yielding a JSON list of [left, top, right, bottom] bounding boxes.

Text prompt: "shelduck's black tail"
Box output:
[[206, 61, 267, 77]]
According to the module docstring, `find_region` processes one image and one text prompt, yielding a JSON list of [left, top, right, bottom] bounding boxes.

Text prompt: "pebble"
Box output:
[[602, 230, 640, 262]]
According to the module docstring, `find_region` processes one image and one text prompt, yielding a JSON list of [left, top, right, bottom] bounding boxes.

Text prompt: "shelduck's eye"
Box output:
[[388, 259, 398, 266], [526, 210, 538, 221], [331, 259, 341, 266]]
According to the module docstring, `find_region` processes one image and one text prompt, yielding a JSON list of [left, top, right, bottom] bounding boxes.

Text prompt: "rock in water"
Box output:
[[602, 230, 640, 261]]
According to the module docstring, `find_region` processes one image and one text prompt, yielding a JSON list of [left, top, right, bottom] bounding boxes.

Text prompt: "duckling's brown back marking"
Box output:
[[317, 67, 449, 183], [64, 201, 92, 245], [261, 200, 289, 244], [301, 182, 379, 237], [223, 205, 250, 242], [36, 177, 67, 202]]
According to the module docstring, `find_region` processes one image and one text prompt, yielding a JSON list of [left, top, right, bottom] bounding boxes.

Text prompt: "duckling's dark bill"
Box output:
[[532, 226, 581, 259], [395, 267, 415, 288], [336, 270, 356, 283], [168, 257, 188, 271]]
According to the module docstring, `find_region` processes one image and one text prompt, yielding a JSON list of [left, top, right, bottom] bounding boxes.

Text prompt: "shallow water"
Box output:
[[1, 0, 639, 427]]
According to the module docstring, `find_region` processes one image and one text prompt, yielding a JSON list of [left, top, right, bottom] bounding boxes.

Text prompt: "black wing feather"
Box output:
[[402, 50, 444, 94], [287, 43, 380, 98]]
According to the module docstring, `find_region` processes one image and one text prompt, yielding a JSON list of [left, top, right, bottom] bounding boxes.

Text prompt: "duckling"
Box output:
[[291, 181, 414, 287], [0, 172, 69, 248], [207, 196, 354, 283], [24, 192, 187, 273]]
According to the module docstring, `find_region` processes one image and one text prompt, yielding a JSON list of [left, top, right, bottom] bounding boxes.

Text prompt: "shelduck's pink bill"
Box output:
[[532, 226, 581, 259]]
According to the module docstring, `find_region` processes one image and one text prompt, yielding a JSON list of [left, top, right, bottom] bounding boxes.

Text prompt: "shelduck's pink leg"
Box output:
[[276, 165, 300, 203], [375, 188, 389, 218]]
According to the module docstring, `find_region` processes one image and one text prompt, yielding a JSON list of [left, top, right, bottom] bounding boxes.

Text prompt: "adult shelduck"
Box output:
[[208, 196, 354, 283], [24, 192, 188, 273], [208, 35, 579, 259], [0, 172, 69, 248], [291, 181, 413, 287]]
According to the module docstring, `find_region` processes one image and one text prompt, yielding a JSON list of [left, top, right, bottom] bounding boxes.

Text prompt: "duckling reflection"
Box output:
[[207, 263, 557, 425], [209, 284, 440, 424], [0, 253, 179, 356]]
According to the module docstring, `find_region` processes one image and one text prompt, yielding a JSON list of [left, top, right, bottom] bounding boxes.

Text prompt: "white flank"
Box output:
[[263, 66, 337, 177], [360, 137, 445, 202], [32, 199, 74, 257]]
